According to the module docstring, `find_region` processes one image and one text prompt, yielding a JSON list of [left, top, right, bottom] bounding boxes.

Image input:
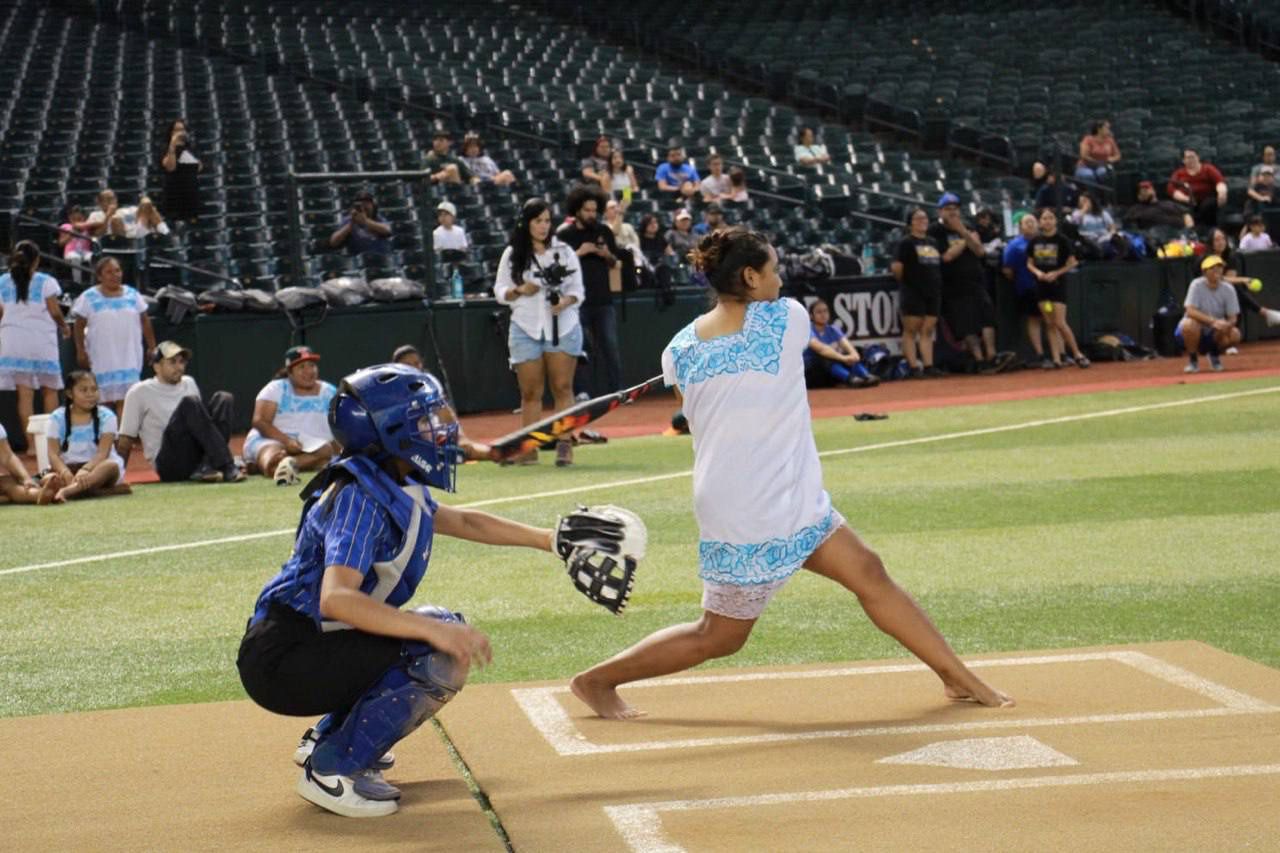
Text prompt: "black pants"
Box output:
[[154, 391, 234, 481], [237, 603, 405, 718], [579, 302, 623, 394]]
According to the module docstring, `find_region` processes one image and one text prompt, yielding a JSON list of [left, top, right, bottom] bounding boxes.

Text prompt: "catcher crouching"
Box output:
[[236, 362, 645, 818]]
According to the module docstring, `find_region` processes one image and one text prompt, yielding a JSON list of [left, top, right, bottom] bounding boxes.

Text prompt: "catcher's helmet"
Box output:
[[329, 363, 460, 491]]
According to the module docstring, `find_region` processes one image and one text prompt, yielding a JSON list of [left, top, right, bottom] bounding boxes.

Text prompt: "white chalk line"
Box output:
[[510, 651, 1279, 756], [3, 382, 1276, 579], [603, 764, 1280, 853]]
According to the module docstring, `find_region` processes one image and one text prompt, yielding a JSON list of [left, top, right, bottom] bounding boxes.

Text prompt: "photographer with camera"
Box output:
[[493, 198, 584, 467], [557, 185, 624, 396], [329, 189, 392, 256], [159, 118, 202, 227]]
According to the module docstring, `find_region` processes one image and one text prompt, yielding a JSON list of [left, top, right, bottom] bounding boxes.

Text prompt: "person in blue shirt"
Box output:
[[1001, 213, 1057, 368], [803, 299, 879, 388], [655, 147, 700, 200], [328, 189, 392, 256], [237, 363, 561, 818]]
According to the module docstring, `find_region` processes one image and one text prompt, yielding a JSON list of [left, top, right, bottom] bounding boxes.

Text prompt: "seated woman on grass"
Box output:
[[0, 422, 42, 505], [243, 346, 339, 486], [44, 370, 131, 503]]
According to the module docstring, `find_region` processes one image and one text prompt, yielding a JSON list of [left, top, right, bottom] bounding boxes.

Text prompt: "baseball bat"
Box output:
[[487, 374, 665, 462]]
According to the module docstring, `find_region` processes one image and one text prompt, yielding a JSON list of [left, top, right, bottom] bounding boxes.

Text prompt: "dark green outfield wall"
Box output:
[[3, 254, 1277, 446]]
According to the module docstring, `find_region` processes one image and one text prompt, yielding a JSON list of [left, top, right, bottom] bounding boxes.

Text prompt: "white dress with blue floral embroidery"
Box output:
[[661, 297, 838, 587]]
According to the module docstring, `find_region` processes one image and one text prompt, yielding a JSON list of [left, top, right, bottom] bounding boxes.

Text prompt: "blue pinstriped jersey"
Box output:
[[251, 466, 437, 628]]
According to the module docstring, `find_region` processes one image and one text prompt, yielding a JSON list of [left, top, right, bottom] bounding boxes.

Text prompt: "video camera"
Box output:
[[540, 252, 572, 306]]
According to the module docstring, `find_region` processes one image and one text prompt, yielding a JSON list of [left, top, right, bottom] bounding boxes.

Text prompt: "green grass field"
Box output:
[[2, 378, 1278, 719]]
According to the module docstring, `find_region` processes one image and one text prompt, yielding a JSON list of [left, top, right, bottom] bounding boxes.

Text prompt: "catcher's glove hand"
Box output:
[[553, 504, 647, 562], [566, 547, 638, 615]]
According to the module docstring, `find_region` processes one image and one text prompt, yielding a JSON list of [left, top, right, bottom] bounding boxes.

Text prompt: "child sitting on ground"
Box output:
[[43, 370, 131, 503]]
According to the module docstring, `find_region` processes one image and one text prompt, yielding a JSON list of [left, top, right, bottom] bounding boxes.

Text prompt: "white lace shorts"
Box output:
[[702, 577, 791, 621]]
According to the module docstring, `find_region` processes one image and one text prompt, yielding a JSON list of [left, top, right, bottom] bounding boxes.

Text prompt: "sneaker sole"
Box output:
[[296, 774, 398, 818]]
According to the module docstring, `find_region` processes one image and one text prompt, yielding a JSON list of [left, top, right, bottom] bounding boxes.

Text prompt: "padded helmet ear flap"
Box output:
[[329, 384, 381, 457]]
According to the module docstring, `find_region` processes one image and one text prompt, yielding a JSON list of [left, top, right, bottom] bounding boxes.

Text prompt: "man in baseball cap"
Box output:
[[284, 345, 321, 371], [1176, 255, 1241, 374], [929, 192, 1008, 373], [116, 341, 244, 483]]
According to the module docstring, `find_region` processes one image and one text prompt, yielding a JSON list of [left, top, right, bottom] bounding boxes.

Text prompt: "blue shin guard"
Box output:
[[311, 607, 467, 777]]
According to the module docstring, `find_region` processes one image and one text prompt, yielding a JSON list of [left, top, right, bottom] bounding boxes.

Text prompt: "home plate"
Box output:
[[876, 736, 1080, 771]]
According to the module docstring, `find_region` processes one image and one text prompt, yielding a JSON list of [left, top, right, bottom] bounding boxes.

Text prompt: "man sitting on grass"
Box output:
[[1176, 255, 1241, 374]]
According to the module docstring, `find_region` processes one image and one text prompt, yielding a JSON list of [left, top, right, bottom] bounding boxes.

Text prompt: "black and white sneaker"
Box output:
[[294, 727, 394, 771], [297, 760, 398, 818]]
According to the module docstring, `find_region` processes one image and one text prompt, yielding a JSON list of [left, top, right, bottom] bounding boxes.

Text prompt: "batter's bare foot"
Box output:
[[571, 673, 646, 720], [944, 678, 1015, 708]]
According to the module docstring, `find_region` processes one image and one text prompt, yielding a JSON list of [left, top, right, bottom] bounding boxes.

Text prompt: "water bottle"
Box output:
[[450, 267, 464, 300], [861, 243, 876, 276]]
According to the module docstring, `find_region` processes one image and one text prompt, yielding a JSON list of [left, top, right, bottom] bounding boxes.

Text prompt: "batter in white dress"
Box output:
[[570, 228, 1013, 721]]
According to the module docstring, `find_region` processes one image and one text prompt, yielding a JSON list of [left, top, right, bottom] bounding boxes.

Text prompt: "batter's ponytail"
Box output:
[[8, 240, 39, 303], [688, 226, 772, 301]]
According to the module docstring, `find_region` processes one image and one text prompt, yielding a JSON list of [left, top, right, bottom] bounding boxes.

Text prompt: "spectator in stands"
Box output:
[[581, 136, 612, 189], [493, 198, 584, 466], [1239, 215, 1274, 253], [108, 196, 170, 239], [638, 213, 673, 268], [794, 127, 831, 167], [693, 203, 724, 237], [329, 189, 391, 256], [891, 208, 943, 378], [604, 198, 640, 254], [700, 153, 734, 203], [928, 193, 1000, 372], [1245, 166, 1275, 216], [59, 206, 94, 286], [1033, 172, 1078, 213], [1168, 149, 1227, 229], [1069, 193, 1121, 258], [243, 346, 339, 486], [0, 241, 70, 444], [84, 189, 119, 238], [606, 149, 638, 202], [728, 167, 749, 202], [1250, 146, 1277, 182], [557, 186, 623, 396], [656, 147, 700, 199], [1074, 119, 1121, 185], [72, 257, 155, 417], [1177, 255, 1240, 373], [459, 134, 517, 187], [804, 298, 878, 388], [117, 341, 244, 483], [1028, 209, 1089, 368], [43, 370, 130, 503], [666, 209, 699, 260], [1003, 213, 1056, 368], [1209, 227, 1280, 328], [973, 207, 1004, 257], [0, 422, 43, 504], [1123, 180, 1195, 230], [159, 118, 202, 226], [433, 201, 470, 254], [425, 131, 474, 185]]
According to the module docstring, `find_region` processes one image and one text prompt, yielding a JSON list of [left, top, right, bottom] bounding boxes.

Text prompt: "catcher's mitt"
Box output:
[[553, 504, 648, 561], [554, 505, 646, 614], [566, 547, 638, 615]]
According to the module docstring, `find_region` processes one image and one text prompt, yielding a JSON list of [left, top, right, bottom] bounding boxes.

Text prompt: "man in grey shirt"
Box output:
[[116, 341, 245, 482], [1177, 255, 1241, 374]]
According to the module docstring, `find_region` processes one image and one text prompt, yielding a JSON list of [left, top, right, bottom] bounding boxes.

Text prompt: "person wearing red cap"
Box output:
[[1121, 181, 1195, 230], [244, 346, 339, 485]]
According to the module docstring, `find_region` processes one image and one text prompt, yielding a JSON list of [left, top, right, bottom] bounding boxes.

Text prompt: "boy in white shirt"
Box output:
[[432, 201, 469, 254]]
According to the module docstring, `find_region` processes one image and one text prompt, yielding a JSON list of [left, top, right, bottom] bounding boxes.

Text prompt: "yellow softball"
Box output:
[[1249, 278, 1263, 292]]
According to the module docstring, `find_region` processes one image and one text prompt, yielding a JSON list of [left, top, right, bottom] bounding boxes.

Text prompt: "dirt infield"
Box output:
[[445, 641, 1280, 851], [6, 642, 1276, 850], [0, 701, 501, 852]]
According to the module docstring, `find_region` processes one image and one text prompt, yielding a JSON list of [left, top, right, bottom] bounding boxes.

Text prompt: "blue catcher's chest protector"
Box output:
[[251, 456, 437, 627]]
